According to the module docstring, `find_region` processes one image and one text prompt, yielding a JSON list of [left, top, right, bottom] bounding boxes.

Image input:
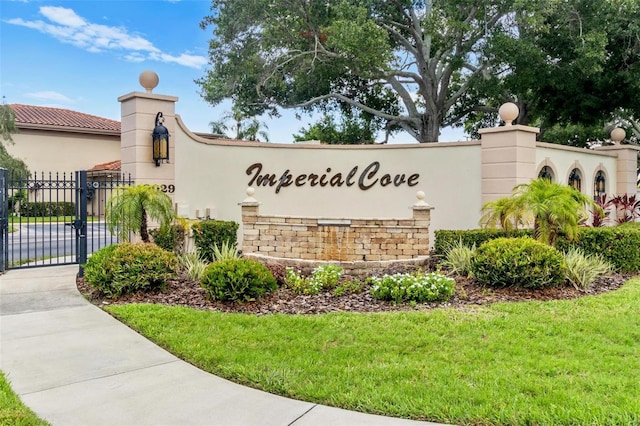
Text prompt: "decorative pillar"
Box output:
[[240, 187, 260, 254], [478, 103, 540, 205], [412, 191, 433, 253], [594, 129, 640, 197], [117, 71, 177, 191]]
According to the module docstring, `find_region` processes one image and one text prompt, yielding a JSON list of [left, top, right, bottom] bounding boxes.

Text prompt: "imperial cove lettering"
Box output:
[[246, 162, 419, 194]]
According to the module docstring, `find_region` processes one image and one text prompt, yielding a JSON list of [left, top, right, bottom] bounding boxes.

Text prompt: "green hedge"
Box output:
[[192, 220, 239, 262], [201, 258, 277, 302], [471, 238, 566, 289], [150, 224, 186, 253], [20, 201, 75, 217], [84, 243, 178, 297], [437, 226, 640, 273], [555, 227, 640, 273], [434, 229, 533, 255]]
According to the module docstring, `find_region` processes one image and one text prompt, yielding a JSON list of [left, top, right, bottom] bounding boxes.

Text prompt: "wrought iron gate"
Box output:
[[0, 169, 132, 274]]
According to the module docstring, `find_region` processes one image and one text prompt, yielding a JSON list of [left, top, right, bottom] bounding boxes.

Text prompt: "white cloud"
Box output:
[[26, 91, 75, 103], [5, 6, 206, 69]]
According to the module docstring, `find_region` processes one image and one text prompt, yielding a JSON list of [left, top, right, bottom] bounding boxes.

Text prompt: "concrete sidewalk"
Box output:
[[1, 265, 449, 426]]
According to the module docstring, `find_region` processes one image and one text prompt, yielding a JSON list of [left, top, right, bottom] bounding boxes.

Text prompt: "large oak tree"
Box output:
[[197, 0, 524, 142]]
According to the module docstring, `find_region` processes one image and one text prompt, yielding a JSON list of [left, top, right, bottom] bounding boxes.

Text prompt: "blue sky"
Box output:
[[1, 0, 464, 143]]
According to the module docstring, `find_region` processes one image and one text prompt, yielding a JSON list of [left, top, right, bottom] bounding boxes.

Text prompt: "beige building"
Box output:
[[6, 104, 121, 176]]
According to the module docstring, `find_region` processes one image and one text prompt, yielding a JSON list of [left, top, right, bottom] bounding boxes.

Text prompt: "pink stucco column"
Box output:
[[117, 71, 177, 192]]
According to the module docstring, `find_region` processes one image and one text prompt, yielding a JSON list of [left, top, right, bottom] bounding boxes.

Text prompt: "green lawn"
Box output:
[[0, 372, 49, 426], [107, 277, 640, 426]]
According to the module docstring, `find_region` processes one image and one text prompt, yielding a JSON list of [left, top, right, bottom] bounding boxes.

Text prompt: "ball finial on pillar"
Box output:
[[610, 127, 626, 144], [498, 102, 519, 126], [139, 71, 159, 93]]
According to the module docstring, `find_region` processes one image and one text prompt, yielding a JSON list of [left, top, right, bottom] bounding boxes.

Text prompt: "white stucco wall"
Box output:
[[536, 142, 618, 196], [7, 129, 120, 174], [174, 117, 483, 241]]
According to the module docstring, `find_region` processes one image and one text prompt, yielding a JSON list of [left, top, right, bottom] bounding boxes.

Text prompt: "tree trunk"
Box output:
[[418, 113, 441, 143], [140, 207, 149, 243]]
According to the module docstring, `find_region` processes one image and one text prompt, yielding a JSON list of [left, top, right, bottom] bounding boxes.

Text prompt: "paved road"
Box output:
[[6, 222, 118, 266]]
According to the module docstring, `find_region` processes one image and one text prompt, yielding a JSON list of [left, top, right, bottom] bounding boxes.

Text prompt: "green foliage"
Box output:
[[284, 264, 343, 295], [439, 239, 476, 277], [0, 371, 49, 426], [7, 189, 26, 212], [209, 105, 269, 141], [212, 240, 240, 261], [18, 201, 74, 217], [333, 279, 365, 297], [369, 271, 455, 304], [293, 113, 376, 144], [615, 221, 640, 231], [201, 258, 277, 302], [434, 229, 533, 256], [192, 220, 239, 262], [177, 252, 209, 281], [562, 248, 612, 290], [108, 276, 640, 426], [150, 223, 186, 253], [481, 179, 597, 246], [471, 238, 566, 289], [0, 104, 18, 144], [197, 0, 516, 142], [84, 243, 178, 297], [106, 184, 174, 243], [555, 227, 640, 273], [0, 144, 29, 181]]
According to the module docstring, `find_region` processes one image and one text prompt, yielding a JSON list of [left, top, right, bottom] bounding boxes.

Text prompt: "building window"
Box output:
[[538, 166, 554, 182], [594, 171, 606, 199], [568, 168, 582, 191]]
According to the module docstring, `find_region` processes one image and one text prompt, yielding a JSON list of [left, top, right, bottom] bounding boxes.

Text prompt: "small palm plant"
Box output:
[[106, 184, 174, 243]]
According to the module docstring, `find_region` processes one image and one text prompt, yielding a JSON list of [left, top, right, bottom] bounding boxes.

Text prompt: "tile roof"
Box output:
[[88, 160, 121, 172], [10, 104, 120, 133]]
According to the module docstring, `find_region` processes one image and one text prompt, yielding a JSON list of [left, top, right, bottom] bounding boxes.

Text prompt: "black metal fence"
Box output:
[[0, 169, 132, 273]]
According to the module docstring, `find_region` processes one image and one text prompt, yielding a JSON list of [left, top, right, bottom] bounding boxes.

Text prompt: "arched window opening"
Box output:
[[594, 171, 606, 199], [538, 166, 554, 182], [568, 168, 582, 192]]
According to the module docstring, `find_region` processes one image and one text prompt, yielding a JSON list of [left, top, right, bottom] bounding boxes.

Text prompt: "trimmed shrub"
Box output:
[[562, 248, 612, 290], [471, 238, 565, 288], [369, 271, 455, 303], [201, 258, 277, 302], [20, 201, 75, 217], [150, 223, 186, 253], [434, 229, 533, 256], [84, 243, 178, 297], [555, 227, 640, 273], [192, 220, 239, 262]]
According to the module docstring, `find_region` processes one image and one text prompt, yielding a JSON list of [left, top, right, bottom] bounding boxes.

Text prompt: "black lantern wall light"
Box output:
[[152, 112, 170, 166]]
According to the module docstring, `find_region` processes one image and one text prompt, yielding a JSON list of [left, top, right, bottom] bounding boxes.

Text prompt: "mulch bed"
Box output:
[[76, 271, 633, 316]]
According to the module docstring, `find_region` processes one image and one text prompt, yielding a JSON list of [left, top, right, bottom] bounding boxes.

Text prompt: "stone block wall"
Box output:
[[240, 191, 433, 276]]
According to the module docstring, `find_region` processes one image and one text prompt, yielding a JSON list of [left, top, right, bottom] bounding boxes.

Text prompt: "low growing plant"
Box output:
[[563, 248, 612, 290], [285, 264, 343, 295], [471, 238, 565, 289], [177, 251, 209, 281], [440, 239, 475, 277], [201, 258, 277, 302], [84, 242, 178, 297], [333, 279, 366, 296], [369, 271, 455, 304], [212, 240, 240, 261]]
